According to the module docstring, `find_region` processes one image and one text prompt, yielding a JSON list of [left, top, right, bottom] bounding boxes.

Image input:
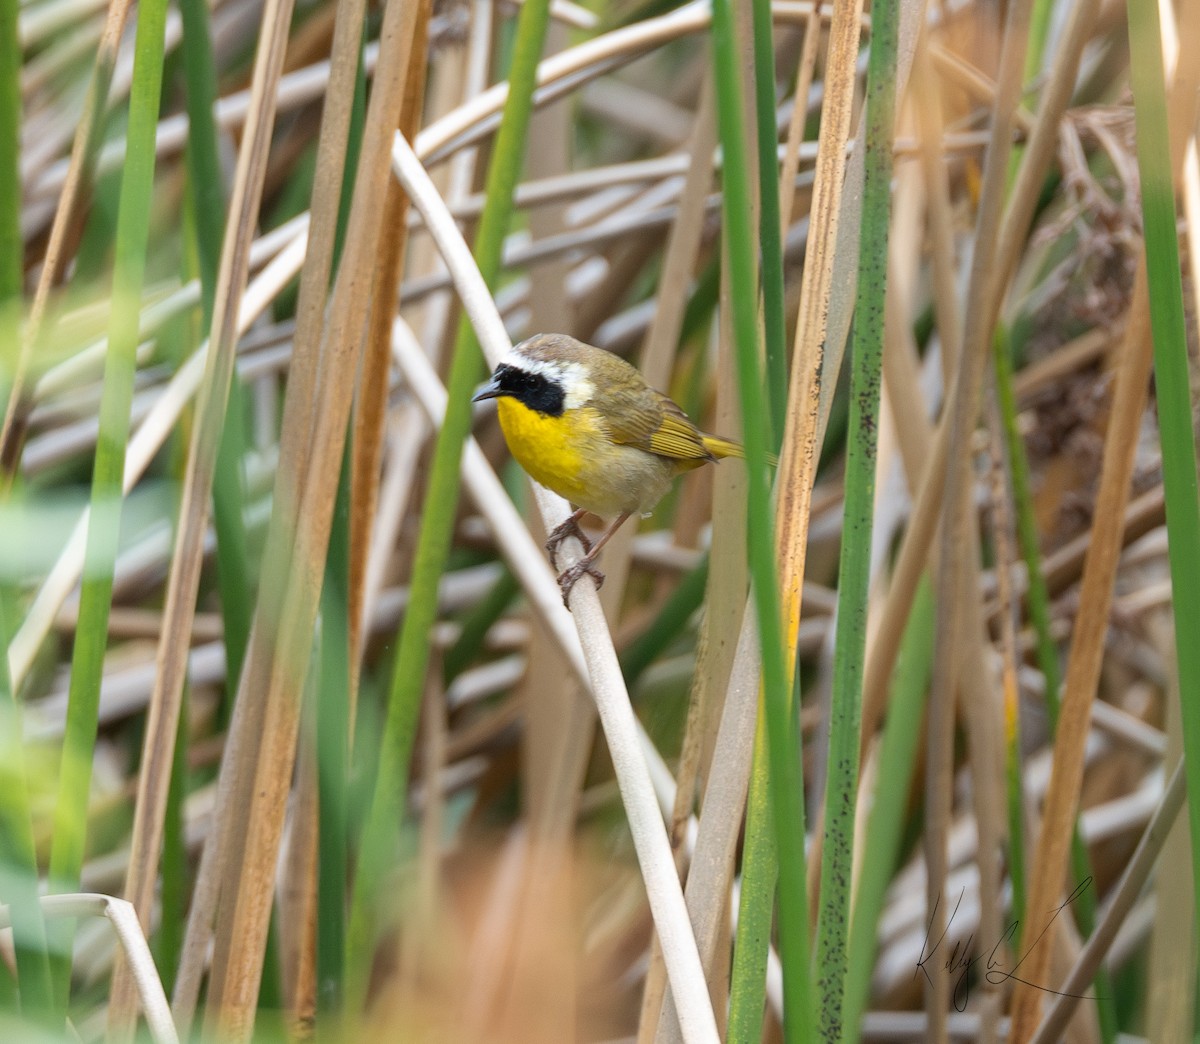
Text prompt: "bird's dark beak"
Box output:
[[472, 375, 502, 403]]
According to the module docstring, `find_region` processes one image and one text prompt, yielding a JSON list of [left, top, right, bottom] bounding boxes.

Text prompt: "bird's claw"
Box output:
[[545, 514, 592, 564], [557, 560, 605, 607]]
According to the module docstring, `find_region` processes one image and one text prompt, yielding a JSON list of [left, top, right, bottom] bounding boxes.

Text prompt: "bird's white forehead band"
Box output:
[[500, 349, 594, 409]]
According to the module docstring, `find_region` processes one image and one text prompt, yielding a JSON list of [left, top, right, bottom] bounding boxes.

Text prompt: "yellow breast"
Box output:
[[495, 398, 675, 518]]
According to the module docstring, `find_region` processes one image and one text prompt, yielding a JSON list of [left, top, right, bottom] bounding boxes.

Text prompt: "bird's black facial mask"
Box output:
[[474, 363, 565, 417]]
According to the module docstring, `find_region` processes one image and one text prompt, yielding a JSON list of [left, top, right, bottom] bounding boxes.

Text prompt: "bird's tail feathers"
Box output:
[[701, 433, 744, 460], [701, 433, 779, 467]]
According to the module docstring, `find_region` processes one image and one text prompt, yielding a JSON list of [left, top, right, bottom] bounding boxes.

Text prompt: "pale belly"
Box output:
[[497, 399, 675, 517]]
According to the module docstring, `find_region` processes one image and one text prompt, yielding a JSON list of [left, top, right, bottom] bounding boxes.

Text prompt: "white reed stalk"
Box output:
[[392, 132, 718, 1044], [0, 893, 178, 1044]]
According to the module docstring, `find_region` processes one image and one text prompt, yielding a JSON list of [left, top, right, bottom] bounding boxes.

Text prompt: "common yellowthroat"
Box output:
[[472, 333, 744, 603]]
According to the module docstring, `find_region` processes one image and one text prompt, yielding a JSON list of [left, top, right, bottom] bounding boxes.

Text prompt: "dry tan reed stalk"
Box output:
[[793, 0, 928, 920], [359, 0, 492, 657], [279, 713, 320, 1028], [169, 0, 374, 1027], [106, 0, 302, 1032], [881, 160, 929, 476], [649, 59, 753, 1044], [810, 0, 923, 440], [1028, 762, 1186, 1043], [193, 0, 432, 1036], [0, 0, 135, 471], [1005, 270, 1153, 1035], [856, 0, 1101, 810], [929, 45, 1036, 134], [1010, 14, 1200, 1032], [777, 0, 869, 934], [777, 0, 864, 685], [778, 6, 821, 232], [633, 83, 720, 1040], [912, 53, 963, 375], [925, 0, 1034, 1033], [348, 24, 431, 692]]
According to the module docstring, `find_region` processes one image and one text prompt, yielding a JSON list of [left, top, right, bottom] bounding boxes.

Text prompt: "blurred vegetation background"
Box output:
[[0, 0, 1198, 1039]]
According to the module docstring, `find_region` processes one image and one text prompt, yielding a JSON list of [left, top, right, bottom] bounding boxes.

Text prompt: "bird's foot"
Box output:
[[557, 559, 605, 607], [545, 512, 592, 565]]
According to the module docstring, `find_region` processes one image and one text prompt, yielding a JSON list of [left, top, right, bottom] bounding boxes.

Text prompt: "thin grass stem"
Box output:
[[0, 4, 47, 1014], [1126, 0, 1200, 936], [710, 0, 812, 1035], [813, 0, 897, 1029], [345, 0, 554, 1007], [178, 0, 254, 693], [751, 0, 787, 442], [44, 0, 170, 1003], [843, 578, 934, 1037]]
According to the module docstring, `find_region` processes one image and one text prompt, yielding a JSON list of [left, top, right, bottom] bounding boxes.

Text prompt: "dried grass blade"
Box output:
[[348, 28, 431, 684], [858, 0, 1099, 775], [196, 0, 431, 1034], [107, 0, 300, 1033], [169, 0, 373, 1026], [775, 0, 864, 649], [1009, 5, 1200, 1034], [710, 0, 811, 1031], [778, 6, 821, 233], [1008, 267, 1153, 1041], [0, 0, 135, 470], [639, 76, 720, 1040], [344, 0, 555, 1010], [985, 392, 1027, 928], [926, 0, 1033, 1034], [1028, 763, 1187, 1043]]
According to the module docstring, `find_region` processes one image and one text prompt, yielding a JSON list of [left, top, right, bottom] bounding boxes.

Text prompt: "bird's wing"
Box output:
[[602, 389, 716, 462]]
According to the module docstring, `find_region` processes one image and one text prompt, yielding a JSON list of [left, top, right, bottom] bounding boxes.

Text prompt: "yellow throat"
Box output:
[[495, 396, 598, 509]]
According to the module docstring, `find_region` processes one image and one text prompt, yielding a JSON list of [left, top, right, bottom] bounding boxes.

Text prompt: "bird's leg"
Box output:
[[557, 510, 633, 607], [545, 507, 592, 564]]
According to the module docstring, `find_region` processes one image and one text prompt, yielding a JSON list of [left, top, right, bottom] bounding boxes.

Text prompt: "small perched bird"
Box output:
[[473, 333, 744, 604]]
